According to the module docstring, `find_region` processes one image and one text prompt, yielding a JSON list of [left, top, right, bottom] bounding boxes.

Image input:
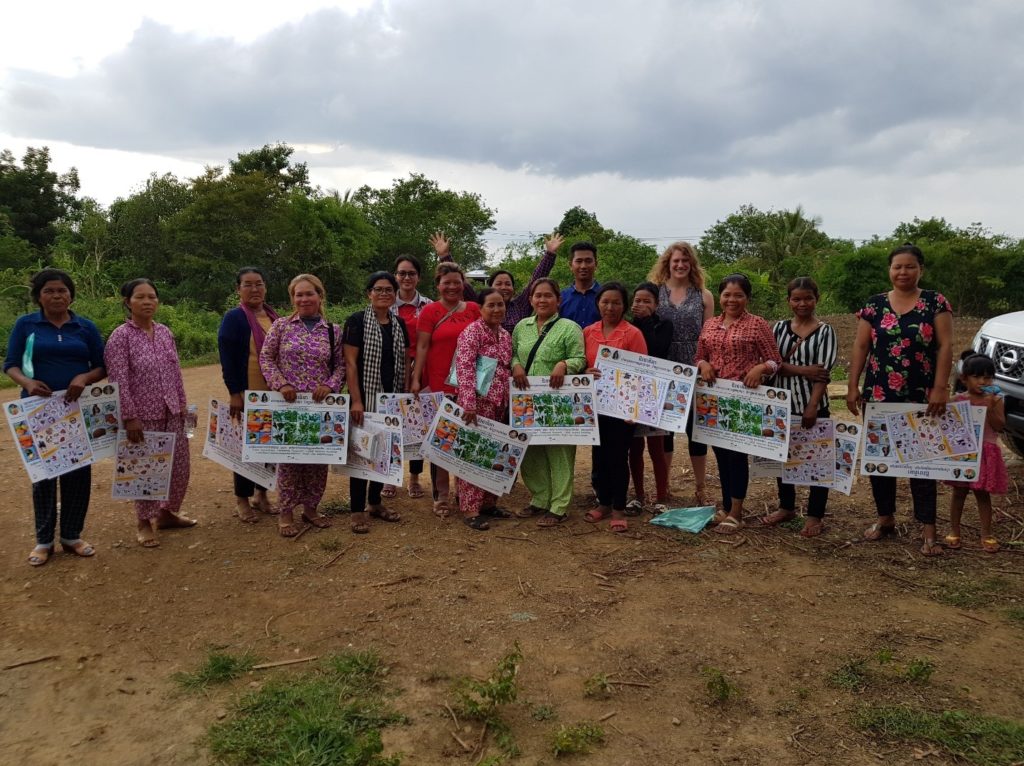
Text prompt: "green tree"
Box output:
[[228, 143, 311, 192], [0, 146, 80, 252], [51, 198, 116, 299]]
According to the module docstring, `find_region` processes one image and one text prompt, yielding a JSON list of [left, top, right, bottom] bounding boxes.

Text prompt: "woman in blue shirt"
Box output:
[[4, 269, 106, 567]]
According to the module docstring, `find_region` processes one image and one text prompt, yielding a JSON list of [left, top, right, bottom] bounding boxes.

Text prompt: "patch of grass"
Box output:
[[934, 576, 1010, 610], [582, 673, 613, 699], [903, 657, 936, 685], [318, 538, 344, 552], [319, 499, 350, 516], [827, 657, 870, 692], [1004, 606, 1024, 625], [550, 722, 605, 757], [855, 705, 1024, 766], [530, 704, 558, 722], [451, 644, 523, 760], [208, 650, 403, 766], [778, 516, 804, 532], [874, 647, 895, 665], [702, 667, 741, 705], [174, 650, 258, 692]]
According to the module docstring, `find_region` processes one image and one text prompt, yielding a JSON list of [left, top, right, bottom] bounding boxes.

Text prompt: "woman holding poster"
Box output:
[[452, 287, 514, 530], [846, 244, 953, 556], [4, 269, 106, 566], [217, 266, 280, 523], [696, 274, 782, 534], [411, 262, 481, 517], [105, 278, 195, 548], [583, 283, 648, 532], [511, 278, 587, 527], [343, 271, 409, 534], [260, 274, 346, 537]]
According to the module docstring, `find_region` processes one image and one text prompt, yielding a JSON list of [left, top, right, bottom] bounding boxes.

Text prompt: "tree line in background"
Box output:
[[3, 142, 1024, 365]]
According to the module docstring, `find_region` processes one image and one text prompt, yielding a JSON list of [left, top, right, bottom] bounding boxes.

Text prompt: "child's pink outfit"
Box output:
[[943, 392, 1008, 494]]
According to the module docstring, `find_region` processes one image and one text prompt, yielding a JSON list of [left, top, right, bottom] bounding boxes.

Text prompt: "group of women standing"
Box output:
[[5, 236, 968, 562]]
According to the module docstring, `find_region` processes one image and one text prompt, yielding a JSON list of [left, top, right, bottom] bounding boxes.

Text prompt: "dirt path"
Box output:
[[1, 346, 1022, 764]]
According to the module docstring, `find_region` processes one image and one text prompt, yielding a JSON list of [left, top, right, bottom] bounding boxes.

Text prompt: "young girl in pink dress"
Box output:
[[943, 351, 1007, 553]]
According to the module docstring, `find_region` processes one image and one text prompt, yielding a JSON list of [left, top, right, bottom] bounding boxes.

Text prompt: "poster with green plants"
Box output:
[[692, 377, 790, 461], [241, 390, 349, 465], [424, 400, 529, 496], [509, 376, 599, 445]]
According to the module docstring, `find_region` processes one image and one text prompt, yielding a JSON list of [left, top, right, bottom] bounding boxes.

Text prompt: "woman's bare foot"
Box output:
[[236, 497, 259, 523], [277, 513, 301, 537], [136, 519, 159, 548], [800, 518, 825, 537], [760, 509, 796, 526], [156, 510, 197, 529], [254, 491, 277, 515]]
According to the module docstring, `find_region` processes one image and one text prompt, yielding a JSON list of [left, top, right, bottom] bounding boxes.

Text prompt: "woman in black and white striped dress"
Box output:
[[761, 277, 838, 537]]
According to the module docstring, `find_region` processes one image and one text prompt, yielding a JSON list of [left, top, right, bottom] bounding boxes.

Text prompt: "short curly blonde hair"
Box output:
[[647, 241, 706, 291]]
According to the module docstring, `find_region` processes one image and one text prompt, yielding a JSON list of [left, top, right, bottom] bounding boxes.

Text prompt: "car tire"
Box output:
[[1002, 433, 1024, 459]]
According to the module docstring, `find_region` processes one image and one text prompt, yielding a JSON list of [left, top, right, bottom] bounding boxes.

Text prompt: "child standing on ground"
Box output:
[[944, 351, 1007, 553]]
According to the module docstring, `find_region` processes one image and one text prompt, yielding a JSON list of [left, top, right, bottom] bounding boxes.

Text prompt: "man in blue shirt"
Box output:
[[559, 242, 600, 327]]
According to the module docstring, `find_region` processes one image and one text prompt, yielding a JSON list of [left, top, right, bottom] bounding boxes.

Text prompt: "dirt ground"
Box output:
[[1, 316, 1022, 766]]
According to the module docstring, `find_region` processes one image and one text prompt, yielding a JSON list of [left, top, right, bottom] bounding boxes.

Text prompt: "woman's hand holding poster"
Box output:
[[692, 377, 791, 461], [593, 345, 696, 431], [509, 376, 599, 445]]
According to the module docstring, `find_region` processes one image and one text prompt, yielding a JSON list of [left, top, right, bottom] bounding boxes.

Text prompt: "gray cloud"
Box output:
[[2, 0, 1022, 180]]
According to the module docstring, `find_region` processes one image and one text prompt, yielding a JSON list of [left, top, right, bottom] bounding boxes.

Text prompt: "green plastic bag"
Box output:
[[648, 506, 716, 533]]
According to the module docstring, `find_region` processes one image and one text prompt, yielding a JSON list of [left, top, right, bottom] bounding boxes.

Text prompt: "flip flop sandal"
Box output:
[[158, 514, 197, 529], [515, 505, 546, 518], [237, 508, 260, 524], [408, 484, 425, 499], [60, 540, 96, 557], [481, 505, 513, 519], [981, 537, 1001, 553], [800, 521, 825, 538], [301, 513, 332, 528], [760, 510, 796, 526], [277, 523, 302, 538], [381, 485, 397, 499], [624, 500, 644, 517], [943, 534, 962, 549], [351, 520, 370, 534], [584, 508, 610, 524], [369, 507, 401, 522], [28, 546, 52, 566], [433, 500, 452, 518], [920, 539, 944, 557], [136, 532, 160, 548], [463, 515, 490, 531], [713, 517, 743, 535], [609, 518, 628, 533], [647, 503, 668, 516], [863, 522, 896, 541], [536, 511, 566, 528]]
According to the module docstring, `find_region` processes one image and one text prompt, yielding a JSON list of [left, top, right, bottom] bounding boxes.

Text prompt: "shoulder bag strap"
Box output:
[[524, 318, 560, 375]]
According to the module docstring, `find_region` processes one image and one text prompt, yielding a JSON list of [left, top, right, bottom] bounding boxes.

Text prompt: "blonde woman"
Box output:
[[647, 242, 714, 505]]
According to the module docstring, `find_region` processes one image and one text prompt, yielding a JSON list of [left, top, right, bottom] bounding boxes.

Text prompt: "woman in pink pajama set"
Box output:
[[104, 278, 195, 548]]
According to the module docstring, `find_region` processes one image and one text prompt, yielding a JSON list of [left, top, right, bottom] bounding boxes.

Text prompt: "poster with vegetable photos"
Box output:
[[5, 393, 95, 482], [509, 376, 599, 445], [861, 403, 983, 481], [202, 398, 277, 490], [749, 417, 863, 495], [376, 392, 444, 460], [422, 399, 530, 496], [332, 413, 404, 486], [691, 377, 791, 461], [78, 383, 121, 460], [112, 431, 175, 501], [593, 345, 683, 428], [241, 390, 349, 465], [883, 401, 978, 463]]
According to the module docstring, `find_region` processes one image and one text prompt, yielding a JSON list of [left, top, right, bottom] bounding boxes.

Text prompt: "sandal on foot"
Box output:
[[800, 520, 825, 538], [647, 503, 668, 516], [28, 545, 53, 566], [584, 508, 610, 524], [481, 505, 513, 519], [463, 515, 490, 531], [381, 485, 397, 499], [277, 522, 301, 538], [943, 534, 962, 549], [255, 495, 277, 515], [624, 499, 644, 517], [864, 522, 896, 541], [609, 518, 628, 533], [136, 531, 160, 548], [60, 539, 96, 557], [536, 511, 566, 528], [237, 505, 260, 524], [515, 504, 546, 518], [713, 517, 743, 535], [693, 487, 708, 507], [351, 520, 370, 534], [300, 513, 332, 528], [761, 509, 796, 527], [920, 539, 943, 557], [432, 500, 451, 518], [982, 536, 1001, 553], [157, 513, 197, 529], [408, 483, 425, 499], [368, 506, 401, 523]]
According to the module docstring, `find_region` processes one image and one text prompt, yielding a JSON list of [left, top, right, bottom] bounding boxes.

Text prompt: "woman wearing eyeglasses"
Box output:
[[344, 272, 409, 534], [696, 273, 782, 534], [217, 266, 280, 523]]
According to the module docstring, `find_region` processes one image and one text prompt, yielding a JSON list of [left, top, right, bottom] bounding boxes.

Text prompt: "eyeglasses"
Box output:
[[371, 287, 395, 295], [395, 271, 418, 278]]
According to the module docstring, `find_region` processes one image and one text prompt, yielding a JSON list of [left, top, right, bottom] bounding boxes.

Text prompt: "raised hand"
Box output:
[[544, 232, 564, 254], [429, 231, 451, 259]]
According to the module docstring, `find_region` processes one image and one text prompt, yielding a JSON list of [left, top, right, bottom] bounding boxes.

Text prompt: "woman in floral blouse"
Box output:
[[453, 288, 514, 530], [260, 274, 346, 537], [846, 244, 953, 556], [105, 278, 195, 548]]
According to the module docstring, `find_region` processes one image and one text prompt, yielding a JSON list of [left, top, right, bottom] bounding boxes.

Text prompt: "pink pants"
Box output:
[[276, 464, 328, 516], [135, 412, 190, 521], [457, 401, 501, 517]]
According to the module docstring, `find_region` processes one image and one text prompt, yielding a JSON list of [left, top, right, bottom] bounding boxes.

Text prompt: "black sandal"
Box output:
[[463, 515, 490, 530], [481, 505, 513, 519], [536, 511, 566, 528]]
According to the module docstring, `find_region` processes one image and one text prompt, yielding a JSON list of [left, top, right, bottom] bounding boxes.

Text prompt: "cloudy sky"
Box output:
[[2, 0, 1022, 253]]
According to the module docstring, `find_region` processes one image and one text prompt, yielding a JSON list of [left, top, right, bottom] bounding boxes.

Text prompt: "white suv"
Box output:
[[973, 311, 1024, 456]]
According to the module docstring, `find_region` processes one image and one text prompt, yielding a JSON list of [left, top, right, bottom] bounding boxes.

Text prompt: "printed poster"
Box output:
[[861, 403, 984, 481], [201, 398, 277, 490], [241, 390, 349, 465], [422, 399, 530, 496], [332, 412, 404, 487], [832, 420, 865, 495], [112, 431, 175, 501], [594, 345, 671, 427], [750, 418, 864, 495], [509, 375, 599, 445], [376, 392, 444, 460], [884, 401, 978, 463], [692, 377, 792, 461], [4, 384, 121, 482]]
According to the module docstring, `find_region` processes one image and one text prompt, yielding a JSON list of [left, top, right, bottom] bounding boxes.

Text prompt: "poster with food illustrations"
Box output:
[[861, 403, 983, 481], [422, 399, 530, 496], [202, 398, 277, 489], [593, 345, 681, 427], [376, 392, 444, 460], [112, 431, 175, 500], [508, 376, 599, 445], [884, 401, 978, 463], [78, 383, 121, 459], [692, 377, 791, 461], [332, 412, 404, 486], [241, 390, 349, 465], [750, 418, 863, 495]]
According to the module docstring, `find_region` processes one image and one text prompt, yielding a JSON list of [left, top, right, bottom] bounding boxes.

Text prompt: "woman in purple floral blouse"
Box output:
[[847, 244, 953, 556], [260, 274, 346, 537]]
